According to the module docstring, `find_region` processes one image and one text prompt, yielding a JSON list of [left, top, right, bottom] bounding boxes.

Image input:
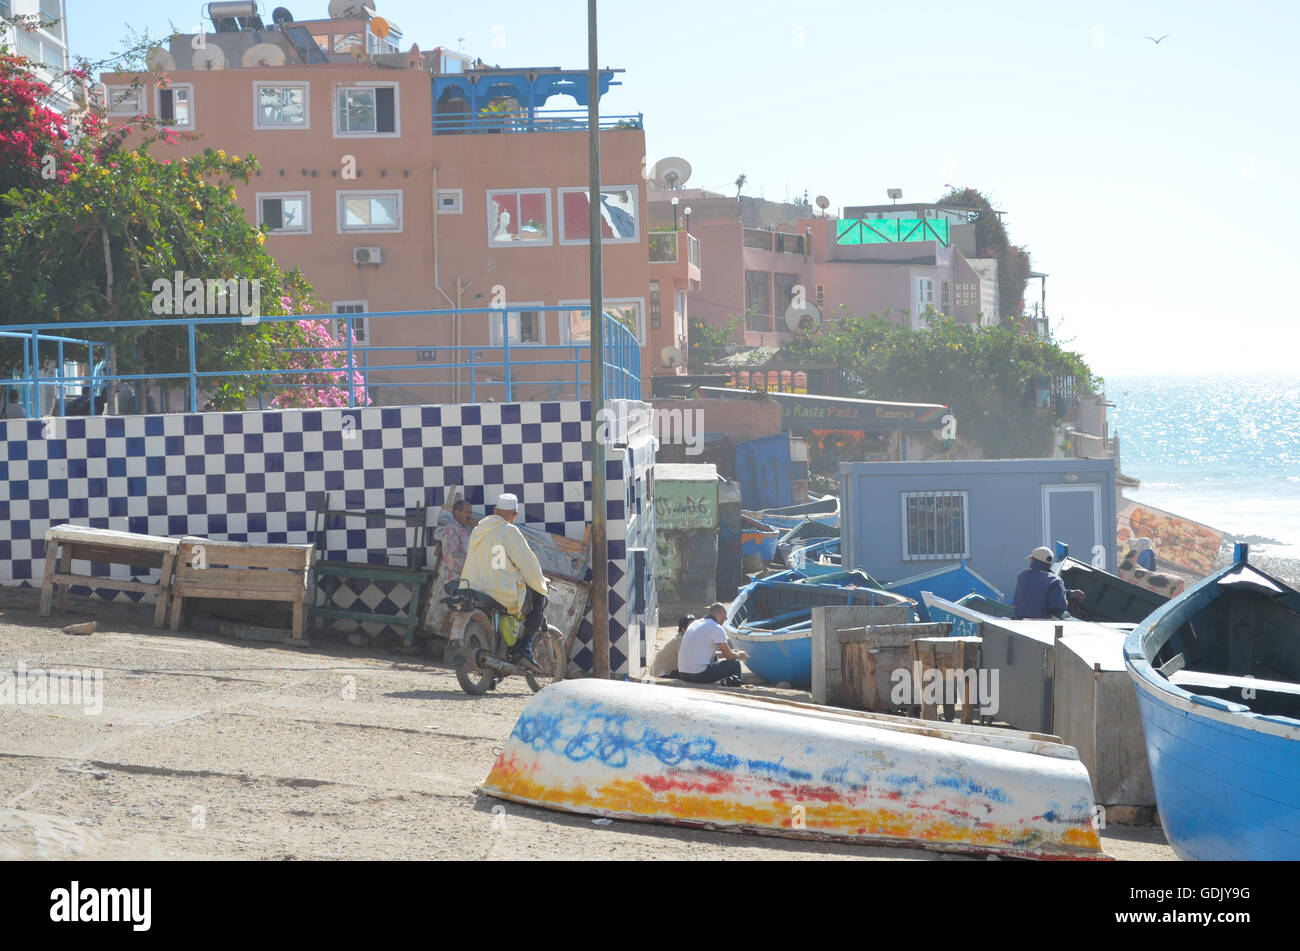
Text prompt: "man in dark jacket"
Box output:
[[1013, 547, 1083, 619]]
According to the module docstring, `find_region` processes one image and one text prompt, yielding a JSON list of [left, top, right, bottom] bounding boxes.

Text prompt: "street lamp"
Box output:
[[684, 205, 692, 233], [671, 195, 679, 230]]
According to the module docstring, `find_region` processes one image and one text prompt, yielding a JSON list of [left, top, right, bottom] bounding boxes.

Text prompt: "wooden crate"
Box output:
[[909, 636, 984, 723]]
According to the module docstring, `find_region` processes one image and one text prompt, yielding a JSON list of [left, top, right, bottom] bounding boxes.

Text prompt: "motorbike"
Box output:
[[441, 580, 566, 695]]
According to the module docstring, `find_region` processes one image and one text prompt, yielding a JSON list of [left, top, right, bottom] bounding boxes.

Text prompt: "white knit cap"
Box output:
[[496, 493, 518, 512]]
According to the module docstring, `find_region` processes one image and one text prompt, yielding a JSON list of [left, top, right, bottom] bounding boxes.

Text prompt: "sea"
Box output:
[[1106, 372, 1300, 561]]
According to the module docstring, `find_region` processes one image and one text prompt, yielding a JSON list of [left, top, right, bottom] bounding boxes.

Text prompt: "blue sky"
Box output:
[[66, 0, 1300, 378]]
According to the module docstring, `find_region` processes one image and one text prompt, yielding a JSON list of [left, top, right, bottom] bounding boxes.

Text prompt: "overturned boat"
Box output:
[[750, 494, 840, 532], [1124, 543, 1300, 860], [884, 561, 1006, 622], [483, 679, 1108, 859], [1054, 542, 1174, 624]]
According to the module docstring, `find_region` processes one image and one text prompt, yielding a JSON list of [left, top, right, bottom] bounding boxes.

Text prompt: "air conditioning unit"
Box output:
[[353, 247, 383, 265]]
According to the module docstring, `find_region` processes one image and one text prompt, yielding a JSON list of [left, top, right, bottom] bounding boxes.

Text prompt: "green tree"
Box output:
[[937, 186, 1032, 318], [784, 311, 1100, 458]]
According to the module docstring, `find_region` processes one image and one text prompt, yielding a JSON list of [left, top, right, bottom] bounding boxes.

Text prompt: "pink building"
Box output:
[[101, 4, 659, 401]]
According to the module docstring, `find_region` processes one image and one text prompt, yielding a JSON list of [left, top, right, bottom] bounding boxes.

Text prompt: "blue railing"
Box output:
[[0, 329, 109, 418], [0, 306, 641, 414], [433, 109, 643, 135]]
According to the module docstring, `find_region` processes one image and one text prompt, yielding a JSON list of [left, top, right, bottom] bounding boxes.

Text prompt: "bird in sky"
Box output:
[[1144, 34, 1171, 44]]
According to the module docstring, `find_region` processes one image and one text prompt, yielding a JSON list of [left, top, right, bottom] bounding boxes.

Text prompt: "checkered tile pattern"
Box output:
[[0, 399, 655, 676]]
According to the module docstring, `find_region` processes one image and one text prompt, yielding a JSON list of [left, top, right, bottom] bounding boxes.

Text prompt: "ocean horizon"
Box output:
[[1106, 372, 1300, 560]]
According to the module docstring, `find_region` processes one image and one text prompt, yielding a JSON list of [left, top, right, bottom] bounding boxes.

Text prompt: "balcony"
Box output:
[[649, 231, 701, 286], [836, 218, 950, 247], [432, 68, 639, 135], [743, 228, 808, 254], [433, 108, 643, 135]]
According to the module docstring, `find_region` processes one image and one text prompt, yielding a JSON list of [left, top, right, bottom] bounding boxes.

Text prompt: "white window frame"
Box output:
[[559, 297, 646, 347], [336, 189, 402, 233], [557, 185, 640, 245], [255, 192, 311, 235], [436, 189, 463, 214], [486, 188, 553, 247], [489, 301, 547, 348], [900, 490, 970, 561], [333, 82, 400, 137], [332, 301, 369, 346], [156, 82, 195, 130], [253, 82, 310, 130], [107, 84, 144, 117]]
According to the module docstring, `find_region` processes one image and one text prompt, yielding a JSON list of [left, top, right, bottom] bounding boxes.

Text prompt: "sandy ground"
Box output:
[[0, 588, 1175, 861]]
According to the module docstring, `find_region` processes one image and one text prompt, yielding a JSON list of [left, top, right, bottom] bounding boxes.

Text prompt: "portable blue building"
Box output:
[[840, 458, 1118, 596]]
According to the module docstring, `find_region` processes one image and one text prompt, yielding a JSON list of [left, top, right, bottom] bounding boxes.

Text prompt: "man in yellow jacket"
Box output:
[[462, 493, 549, 666]]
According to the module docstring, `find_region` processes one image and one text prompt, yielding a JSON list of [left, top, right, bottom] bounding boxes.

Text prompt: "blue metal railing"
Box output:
[[0, 329, 108, 418], [433, 109, 643, 135], [0, 306, 641, 414]]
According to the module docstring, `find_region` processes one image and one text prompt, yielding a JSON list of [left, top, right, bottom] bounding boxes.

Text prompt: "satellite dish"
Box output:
[[785, 301, 822, 334], [328, 0, 375, 17], [370, 16, 390, 39], [192, 46, 227, 70], [243, 43, 287, 67], [651, 156, 692, 190], [272, 7, 294, 26], [146, 46, 175, 71], [88, 82, 108, 109], [660, 345, 684, 368], [815, 195, 830, 209], [348, 43, 366, 61]]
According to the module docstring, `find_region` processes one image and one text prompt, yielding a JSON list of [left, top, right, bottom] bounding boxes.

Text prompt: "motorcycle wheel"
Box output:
[[524, 625, 567, 693], [455, 617, 497, 695]]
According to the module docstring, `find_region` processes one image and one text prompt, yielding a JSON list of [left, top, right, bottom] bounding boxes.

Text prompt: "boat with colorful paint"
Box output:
[[883, 561, 1006, 622], [1124, 543, 1300, 860], [740, 515, 781, 567], [727, 570, 913, 687], [483, 679, 1108, 859]]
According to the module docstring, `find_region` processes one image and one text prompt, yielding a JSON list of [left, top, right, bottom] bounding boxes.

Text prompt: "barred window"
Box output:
[[901, 490, 969, 560]]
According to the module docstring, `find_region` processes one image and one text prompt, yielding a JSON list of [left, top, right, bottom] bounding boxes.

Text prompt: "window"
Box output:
[[337, 190, 402, 232], [489, 303, 545, 347], [333, 301, 368, 345], [255, 83, 309, 128], [437, 190, 463, 214], [774, 273, 800, 323], [560, 299, 646, 347], [913, 276, 935, 317], [487, 189, 551, 246], [158, 84, 194, 129], [815, 283, 825, 307], [257, 192, 310, 234], [901, 491, 969, 561], [107, 84, 143, 116], [557, 186, 639, 244], [941, 280, 951, 313], [335, 84, 398, 135], [745, 270, 772, 331], [649, 280, 661, 330]]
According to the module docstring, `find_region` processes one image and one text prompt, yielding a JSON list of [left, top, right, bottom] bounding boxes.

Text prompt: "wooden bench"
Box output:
[[170, 537, 313, 645], [40, 525, 179, 627]]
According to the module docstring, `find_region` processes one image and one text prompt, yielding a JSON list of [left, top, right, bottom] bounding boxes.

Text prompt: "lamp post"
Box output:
[[684, 206, 692, 234], [587, 0, 609, 679], [671, 195, 679, 231]]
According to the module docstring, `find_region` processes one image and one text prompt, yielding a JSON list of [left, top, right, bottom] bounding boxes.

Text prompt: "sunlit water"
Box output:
[[1107, 373, 1300, 559]]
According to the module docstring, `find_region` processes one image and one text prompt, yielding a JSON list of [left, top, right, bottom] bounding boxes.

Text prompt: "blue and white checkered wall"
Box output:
[[0, 400, 657, 677]]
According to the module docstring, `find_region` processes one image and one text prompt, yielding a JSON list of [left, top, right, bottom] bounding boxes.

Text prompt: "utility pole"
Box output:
[[587, 0, 610, 679]]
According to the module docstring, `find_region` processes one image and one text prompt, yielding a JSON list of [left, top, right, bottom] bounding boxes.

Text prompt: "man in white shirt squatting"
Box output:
[[677, 603, 748, 686]]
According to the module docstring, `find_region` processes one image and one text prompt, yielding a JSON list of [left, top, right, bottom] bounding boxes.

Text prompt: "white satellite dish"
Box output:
[[660, 345, 684, 368], [651, 156, 692, 190], [192, 46, 227, 70], [146, 46, 176, 71], [815, 195, 830, 217], [243, 43, 287, 67], [328, 0, 376, 18], [785, 300, 822, 334]]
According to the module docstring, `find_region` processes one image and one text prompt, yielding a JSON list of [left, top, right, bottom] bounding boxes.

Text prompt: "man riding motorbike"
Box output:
[[461, 492, 548, 669]]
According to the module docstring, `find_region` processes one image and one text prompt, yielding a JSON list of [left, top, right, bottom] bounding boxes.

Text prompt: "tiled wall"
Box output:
[[0, 400, 656, 676]]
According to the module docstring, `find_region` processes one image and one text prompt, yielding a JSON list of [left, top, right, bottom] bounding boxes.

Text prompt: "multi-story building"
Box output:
[[100, 2, 652, 401], [3, 0, 73, 112], [650, 193, 1000, 352]]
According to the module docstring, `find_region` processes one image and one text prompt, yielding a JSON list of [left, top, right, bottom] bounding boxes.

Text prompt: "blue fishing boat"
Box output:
[[750, 494, 840, 532], [785, 536, 842, 576], [727, 571, 914, 687], [775, 519, 839, 567], [1124, 544, 1300, 860], [740, 515, 781, 566], [884, 561, 1006, 622], [921, 590, 1010, 637]]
